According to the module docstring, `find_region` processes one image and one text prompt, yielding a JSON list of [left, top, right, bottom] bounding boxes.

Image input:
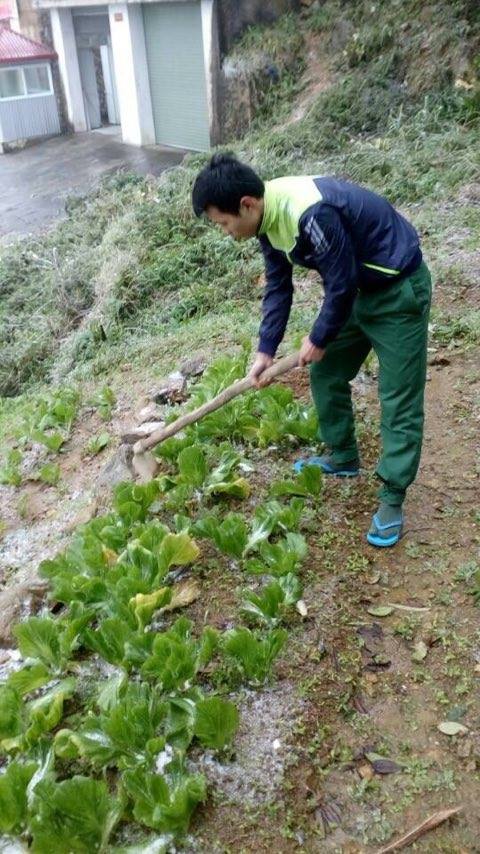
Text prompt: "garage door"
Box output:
[[143, 1, 210, 151]]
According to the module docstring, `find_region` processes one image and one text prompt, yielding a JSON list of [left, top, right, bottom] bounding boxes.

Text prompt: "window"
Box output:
[[24, 64, 50, 95], [0, 67, 24, 98], [0, 64, 52, 100]]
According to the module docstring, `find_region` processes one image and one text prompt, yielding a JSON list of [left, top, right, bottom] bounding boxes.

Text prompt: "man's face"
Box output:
[[206, 197, 263, 241]]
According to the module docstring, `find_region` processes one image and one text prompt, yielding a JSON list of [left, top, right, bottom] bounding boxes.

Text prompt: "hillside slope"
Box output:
[[0, 1, 480, 851]]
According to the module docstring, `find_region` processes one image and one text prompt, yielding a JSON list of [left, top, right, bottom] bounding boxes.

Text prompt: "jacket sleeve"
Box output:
[[302, 204, 359, 349], [257, 235, 294, 357]]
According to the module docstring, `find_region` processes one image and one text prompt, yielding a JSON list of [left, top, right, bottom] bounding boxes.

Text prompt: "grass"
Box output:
[[0, 0, 479, 402]]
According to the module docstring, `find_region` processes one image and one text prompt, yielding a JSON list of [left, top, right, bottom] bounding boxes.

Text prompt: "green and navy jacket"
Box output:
[[257, 176, 422, 355]]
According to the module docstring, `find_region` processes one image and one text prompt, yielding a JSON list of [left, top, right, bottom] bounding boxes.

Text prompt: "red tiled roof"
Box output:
[[0, 25, 56, 64]]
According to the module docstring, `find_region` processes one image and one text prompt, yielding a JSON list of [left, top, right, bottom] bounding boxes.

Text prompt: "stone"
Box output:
[[97, 444, 134, 489], [457, 738, 472, 759], [121, 421, 165, 444], [0, 579, 47, 645], [149, 371, 187, 405], [131, 451, 160, 483], [179, 355, 206, 377], [137, 403, 164, 423]]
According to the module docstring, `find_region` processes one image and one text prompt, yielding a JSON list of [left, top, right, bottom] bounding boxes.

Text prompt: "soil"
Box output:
[[1, 209, 479, 851]]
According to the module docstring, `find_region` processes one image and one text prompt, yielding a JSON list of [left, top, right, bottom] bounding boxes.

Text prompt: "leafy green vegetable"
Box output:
[[156, 532, 200, 579], [193, 512, 248, 558], [0, 448, 22, 486], [7, 663, 51, 696], [83, 618, 137, 669], [141, 619, 218, 690], [177, 446, 208, 487], [122, 760, 206, 834], [14, 617, 63, 670], [96, 673, 127, 713], [55, 683, 165, 769], [193, 696, 239, 750], [35, 461, 61, 486], [241, 573, 302, 626], [0, 760, 37, 834], [245, 533, 308, 576], [31, 429, 65, 452], [223, 627, 287, 684], [24, 678, 76, 747], [129, 587, 172, 630], [86, 432, 111, 456], [91, 385, 116, 421], [29, 775, 123, 853], [0, 685, 23, 743], [271, 464, 323, 497]]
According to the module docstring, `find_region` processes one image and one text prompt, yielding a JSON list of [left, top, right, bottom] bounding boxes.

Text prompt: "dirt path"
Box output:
[[187, 329, 480, 847]]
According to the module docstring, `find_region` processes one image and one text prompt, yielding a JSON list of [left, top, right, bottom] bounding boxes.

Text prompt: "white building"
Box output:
[[35, 0, 216, 151], [0, 24, 60, 152]]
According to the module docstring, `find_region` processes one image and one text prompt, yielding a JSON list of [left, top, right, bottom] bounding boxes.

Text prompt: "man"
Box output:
[[192, 154, 432, 547]]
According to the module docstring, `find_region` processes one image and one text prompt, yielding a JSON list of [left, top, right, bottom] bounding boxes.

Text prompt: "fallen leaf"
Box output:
[[371, 758, 402, 775], [437, 721, 468, 736], [365, 570, 381, 585], [102, 546, 118, 567], [367, 605, 393, 617], [161, 579, 201, 611], [411, 641, 428, 662], [358, 763, 374, 780], [386, 602, 430, 613]]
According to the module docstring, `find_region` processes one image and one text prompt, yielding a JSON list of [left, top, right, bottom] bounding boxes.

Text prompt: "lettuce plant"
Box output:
[[29, 775, 123, 853], [141, 618, 218, 690], [193, 696, 239, 750], [0, 760, 37, 834], [241, 573, 303, 626], [245, 532, 308, 576], [54, 682, 165, 769], [271, 464, 323, 497], [122, 758, 206, 835], [223, 627, 287, 685]]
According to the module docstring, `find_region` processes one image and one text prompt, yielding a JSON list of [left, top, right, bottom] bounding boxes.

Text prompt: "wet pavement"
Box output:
[[0, 129, 186, 242]]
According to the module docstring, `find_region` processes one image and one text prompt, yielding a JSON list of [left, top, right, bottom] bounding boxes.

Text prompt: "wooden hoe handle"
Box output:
[[133, 352, 300, 454]]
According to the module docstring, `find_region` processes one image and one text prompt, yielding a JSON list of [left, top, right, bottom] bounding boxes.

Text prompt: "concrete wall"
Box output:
[[216, 0, 300, 55], [108, 3, 155, 146]]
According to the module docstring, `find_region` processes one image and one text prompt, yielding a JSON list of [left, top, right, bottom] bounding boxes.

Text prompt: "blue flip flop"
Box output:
[[293, 455, 360, 477], [367, 513, 403, 548]]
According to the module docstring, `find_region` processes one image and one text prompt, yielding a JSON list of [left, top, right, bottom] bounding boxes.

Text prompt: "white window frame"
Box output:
[[0, 62, 53, 101]]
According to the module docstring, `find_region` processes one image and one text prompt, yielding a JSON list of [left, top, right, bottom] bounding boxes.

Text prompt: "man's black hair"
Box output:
[[192, 153, 264, 217]]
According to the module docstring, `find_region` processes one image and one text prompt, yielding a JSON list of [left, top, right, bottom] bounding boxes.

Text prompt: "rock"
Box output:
[[137, 403, 164, 424], [457, 738, 472, 759], [149, 371, 187, 405], [97, 445, 134, 489], [428, 354, 451, 367], [121, 421, 165, 444], [64, 499, 98, 532], [179, 355, 206, 377], [0, 579, 48, 645], [131, 451, 160, 483]]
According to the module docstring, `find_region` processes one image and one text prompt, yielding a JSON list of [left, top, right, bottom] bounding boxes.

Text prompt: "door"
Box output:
[[78, 48, 101, 130], [143, 1, 210, 151], [100, 40, 120, 125]]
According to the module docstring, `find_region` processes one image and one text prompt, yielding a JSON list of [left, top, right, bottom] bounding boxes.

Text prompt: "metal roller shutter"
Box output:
[[143, 1, 210, 151]]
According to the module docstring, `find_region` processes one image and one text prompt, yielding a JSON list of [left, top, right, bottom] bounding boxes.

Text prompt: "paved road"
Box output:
[[0, 130, 186, 242]]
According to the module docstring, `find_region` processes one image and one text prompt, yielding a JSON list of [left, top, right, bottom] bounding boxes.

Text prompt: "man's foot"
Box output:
[[293, 454, 359, 477], [367, 502, 404, 548]]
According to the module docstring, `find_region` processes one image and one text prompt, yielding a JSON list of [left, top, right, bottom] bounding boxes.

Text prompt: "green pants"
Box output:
[[310, 262, 432, 506]]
